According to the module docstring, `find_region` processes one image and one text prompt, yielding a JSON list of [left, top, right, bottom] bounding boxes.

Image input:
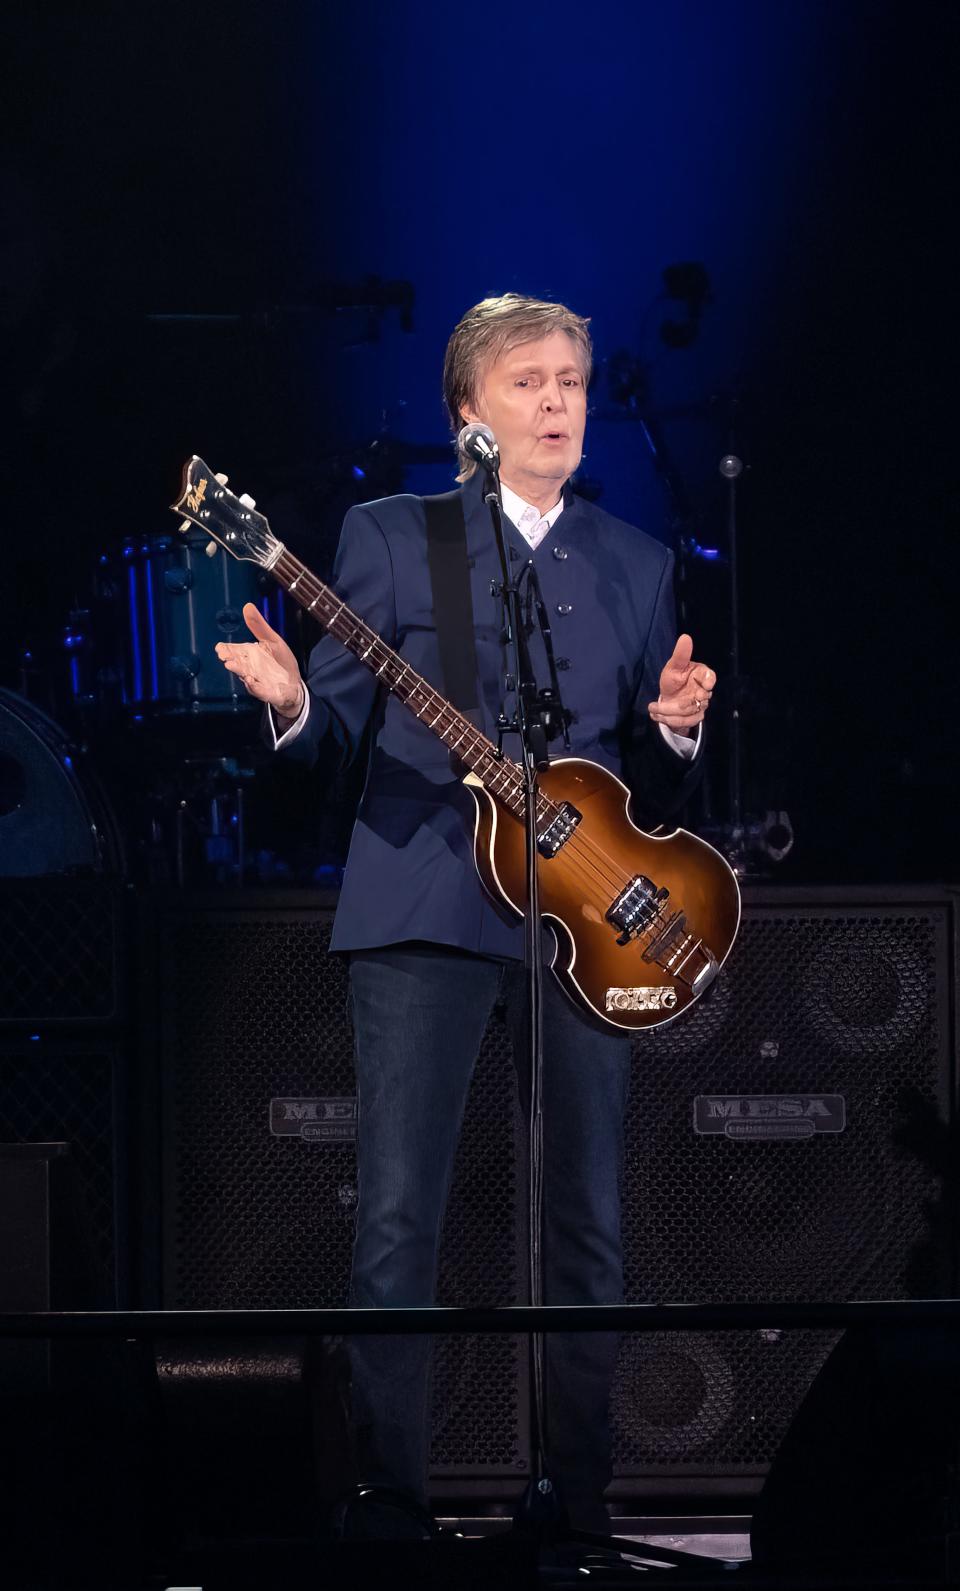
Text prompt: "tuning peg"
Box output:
[[205, 541, 219, 558], [238, 492, 256, 509], [179, 519, 192, 534], [215, 472, 229, 486]]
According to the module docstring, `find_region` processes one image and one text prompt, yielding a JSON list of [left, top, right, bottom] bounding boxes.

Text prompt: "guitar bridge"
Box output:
[[643, 913, 719, 994]]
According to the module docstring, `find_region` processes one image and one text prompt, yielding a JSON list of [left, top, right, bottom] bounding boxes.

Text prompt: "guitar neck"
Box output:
[[274, 547, 527, 812]]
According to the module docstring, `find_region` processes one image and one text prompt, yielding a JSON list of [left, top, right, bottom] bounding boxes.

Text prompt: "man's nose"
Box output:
[[540, 380, 566, 410]]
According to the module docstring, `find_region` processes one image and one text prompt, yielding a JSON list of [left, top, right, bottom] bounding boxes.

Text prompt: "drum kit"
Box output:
[[2, 527, 292, 885]]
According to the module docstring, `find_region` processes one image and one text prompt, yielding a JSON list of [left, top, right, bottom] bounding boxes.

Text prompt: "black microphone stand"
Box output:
[[481, 461, 721, 1583], [479, 463, 564, 1540]]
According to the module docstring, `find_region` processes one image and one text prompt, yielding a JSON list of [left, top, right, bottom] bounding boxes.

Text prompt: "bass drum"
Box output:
[[0, 689, 122, 876]]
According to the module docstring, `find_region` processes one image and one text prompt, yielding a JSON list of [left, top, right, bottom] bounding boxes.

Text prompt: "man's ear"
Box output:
[[459, 395, 485, 426]]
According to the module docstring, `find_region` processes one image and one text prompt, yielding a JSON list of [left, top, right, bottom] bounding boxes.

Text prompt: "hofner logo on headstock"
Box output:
[[185, 475, 208, 514]]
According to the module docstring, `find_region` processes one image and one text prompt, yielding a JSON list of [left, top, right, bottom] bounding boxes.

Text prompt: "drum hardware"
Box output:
[[699, 809, 795, 872], [187, 757, 253, 888], [137, 755, 257, 888], [62, 604, 124, 714]]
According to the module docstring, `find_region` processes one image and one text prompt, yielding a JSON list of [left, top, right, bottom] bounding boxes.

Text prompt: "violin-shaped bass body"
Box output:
[[467, 757, 741, 1033]]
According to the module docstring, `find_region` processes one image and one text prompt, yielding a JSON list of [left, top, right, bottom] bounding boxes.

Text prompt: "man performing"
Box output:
[[214, 293, 716, 1535]]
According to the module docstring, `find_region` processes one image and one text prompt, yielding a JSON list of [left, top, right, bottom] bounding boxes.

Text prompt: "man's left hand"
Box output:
[[648, 634, 716, 736]]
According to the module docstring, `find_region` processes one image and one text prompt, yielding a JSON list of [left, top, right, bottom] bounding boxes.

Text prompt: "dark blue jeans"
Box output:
[[347, 942, 632, 1519]]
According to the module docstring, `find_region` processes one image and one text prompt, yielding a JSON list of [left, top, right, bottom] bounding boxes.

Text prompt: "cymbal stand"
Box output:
[[718, 403, 746, 876]]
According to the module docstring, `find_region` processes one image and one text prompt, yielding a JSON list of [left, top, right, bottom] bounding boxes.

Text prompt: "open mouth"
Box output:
[[539, 432, 567, 442]]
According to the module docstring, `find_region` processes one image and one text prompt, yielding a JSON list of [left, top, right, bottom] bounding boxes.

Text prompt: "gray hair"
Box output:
[[442, 293, 592, 481]]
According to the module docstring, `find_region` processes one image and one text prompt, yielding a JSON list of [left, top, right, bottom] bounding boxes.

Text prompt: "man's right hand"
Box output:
[[215, 602, 305, 719]]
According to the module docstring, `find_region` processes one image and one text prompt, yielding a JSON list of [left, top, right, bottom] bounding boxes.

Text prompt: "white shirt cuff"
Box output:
[[268, 681, 309, 748], [659, 721, 701, 760]]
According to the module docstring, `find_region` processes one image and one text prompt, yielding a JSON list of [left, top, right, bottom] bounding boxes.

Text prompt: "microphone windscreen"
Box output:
[[457, 423, 500, 466]]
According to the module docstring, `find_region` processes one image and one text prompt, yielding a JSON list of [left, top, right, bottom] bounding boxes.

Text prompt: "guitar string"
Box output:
[[268, 551, 678, 965], [277, 555, 640, 899], [202, 516, 676, 966], [278, 555, 639, 900], [283, 562, 656, 916]]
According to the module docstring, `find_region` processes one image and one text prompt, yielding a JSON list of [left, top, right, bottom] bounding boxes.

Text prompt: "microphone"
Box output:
[[458, 422, 500, 472]]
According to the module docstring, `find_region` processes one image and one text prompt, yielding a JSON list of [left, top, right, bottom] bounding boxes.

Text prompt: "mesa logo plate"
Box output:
[[694, 1095, 846, 1139], [269, 1097, 357, 1142]]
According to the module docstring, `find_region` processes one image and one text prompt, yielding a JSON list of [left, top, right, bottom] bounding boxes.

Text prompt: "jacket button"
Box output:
[[552, 546, 568, 560], [556, 657, 571, 671], [556, 603, 573, 615]]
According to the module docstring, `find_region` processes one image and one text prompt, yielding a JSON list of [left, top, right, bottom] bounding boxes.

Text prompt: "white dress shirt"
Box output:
[[500, 481, 565, 551]]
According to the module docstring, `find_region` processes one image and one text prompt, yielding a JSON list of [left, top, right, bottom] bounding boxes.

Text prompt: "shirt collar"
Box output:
[[499, 481, 565, 532]]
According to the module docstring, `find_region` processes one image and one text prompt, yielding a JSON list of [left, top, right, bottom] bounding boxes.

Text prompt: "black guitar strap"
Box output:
[[423, 490, 480, 715]]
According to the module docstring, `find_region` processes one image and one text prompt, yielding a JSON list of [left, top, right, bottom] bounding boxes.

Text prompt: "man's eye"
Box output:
[[563, 377, 581, 387], [515, 378, 531, 388]]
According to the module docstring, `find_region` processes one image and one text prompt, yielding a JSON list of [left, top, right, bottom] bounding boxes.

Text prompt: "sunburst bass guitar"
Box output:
[[172, 456, 741, 1032]]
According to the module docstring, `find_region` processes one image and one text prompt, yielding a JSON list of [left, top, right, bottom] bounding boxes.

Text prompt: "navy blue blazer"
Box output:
[[278, 470, 702, 958]]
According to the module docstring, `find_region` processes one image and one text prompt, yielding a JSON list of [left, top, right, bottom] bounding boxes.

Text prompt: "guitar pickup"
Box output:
[[607, 876, 669, 944], [537, 801, 582, 857]]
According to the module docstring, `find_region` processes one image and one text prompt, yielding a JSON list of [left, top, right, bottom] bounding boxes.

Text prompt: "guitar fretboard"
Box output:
[[275, 548, 555, 822]]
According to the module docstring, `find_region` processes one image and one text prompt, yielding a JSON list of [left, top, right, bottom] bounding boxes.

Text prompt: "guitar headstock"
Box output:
[[170, 456, 284, 568]]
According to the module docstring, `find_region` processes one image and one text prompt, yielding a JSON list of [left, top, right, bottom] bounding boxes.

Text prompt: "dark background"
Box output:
[[4, 0, 957, 883]]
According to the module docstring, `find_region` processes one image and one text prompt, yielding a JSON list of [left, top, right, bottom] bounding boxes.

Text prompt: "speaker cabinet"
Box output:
[[612, 886, 955, 1488], [0, 879, 124, 1027], [145, 885, 955, 1493], [0, 879, 129, 1305], [0, 1041, 127, 1305], [146, 890, 529, 1484]]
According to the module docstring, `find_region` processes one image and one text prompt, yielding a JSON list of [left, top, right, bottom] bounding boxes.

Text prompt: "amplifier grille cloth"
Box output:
[[0, 1046, 119, 1292], [0, 882, 120, 1026], [163, 914, 526, 1475], [160, 902, 948, 1477]]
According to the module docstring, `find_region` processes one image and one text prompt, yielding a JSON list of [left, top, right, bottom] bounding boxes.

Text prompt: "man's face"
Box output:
[[461, 329, 588, 497]]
